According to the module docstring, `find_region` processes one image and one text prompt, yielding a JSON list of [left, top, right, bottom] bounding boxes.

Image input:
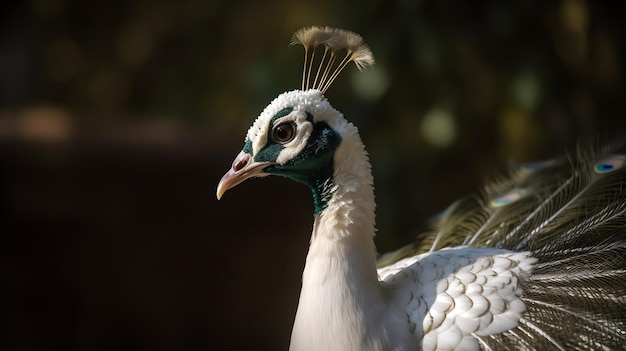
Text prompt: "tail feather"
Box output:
[[486, 142, 626, 349]]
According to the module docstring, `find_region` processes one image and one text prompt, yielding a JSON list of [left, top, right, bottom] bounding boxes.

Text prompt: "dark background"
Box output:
[[2, 0, 625, 349]]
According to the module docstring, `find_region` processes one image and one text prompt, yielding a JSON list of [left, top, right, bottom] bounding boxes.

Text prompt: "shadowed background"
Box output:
[[1, 0, 625, 350]]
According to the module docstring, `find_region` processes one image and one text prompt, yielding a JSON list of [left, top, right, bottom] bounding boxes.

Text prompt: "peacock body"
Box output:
[[217, 27, 626, 351]]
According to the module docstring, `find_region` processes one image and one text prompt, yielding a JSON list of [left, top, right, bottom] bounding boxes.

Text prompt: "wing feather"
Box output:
[[379, 247, 535, 350]]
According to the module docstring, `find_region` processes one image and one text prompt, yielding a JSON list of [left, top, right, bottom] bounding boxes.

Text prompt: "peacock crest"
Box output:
[[290, 26, 375, 93]]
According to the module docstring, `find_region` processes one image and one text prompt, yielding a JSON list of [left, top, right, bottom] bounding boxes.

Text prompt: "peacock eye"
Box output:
[[272, 122, 296, 144]]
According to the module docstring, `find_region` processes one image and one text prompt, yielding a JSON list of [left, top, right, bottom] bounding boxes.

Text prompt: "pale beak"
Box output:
[[216, 152, 275, 200]]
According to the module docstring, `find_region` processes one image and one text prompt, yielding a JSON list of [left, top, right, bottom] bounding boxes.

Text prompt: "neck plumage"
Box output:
[[289, 122, 388, 351]]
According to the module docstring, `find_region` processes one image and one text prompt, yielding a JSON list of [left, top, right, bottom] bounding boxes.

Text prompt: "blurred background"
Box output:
[[1, 0, 625, 349]]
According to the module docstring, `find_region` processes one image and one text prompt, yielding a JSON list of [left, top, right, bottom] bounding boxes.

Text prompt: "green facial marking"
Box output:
[[270, 107, 294, 125], [254, 143, 284, 163], [243, 139, 253, 155], [266, 121, 341, 213]]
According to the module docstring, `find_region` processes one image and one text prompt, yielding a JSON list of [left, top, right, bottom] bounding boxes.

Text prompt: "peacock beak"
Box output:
[[216, 152, 275, 200]]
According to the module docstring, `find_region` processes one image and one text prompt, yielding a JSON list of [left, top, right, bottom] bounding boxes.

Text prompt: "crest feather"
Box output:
[[290, 26, 374, 93]]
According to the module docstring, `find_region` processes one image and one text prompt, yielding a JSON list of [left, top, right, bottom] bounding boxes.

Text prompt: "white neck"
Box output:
[[289, 123, 413, 351]]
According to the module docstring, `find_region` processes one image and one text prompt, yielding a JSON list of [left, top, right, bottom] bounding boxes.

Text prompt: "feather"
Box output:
[[290, 26, 374, 93]]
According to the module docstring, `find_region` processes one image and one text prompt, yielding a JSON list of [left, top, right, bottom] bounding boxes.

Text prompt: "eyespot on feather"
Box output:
[[593, 156, 625, 174], [490, 190, 522, 208]]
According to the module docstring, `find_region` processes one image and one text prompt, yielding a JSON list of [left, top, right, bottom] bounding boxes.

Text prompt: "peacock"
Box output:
[[216, 26, 626, 351]]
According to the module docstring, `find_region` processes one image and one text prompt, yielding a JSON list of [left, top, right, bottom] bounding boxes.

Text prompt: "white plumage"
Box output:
[[379, 248, 535, 351], [217, 27, 626, 350]]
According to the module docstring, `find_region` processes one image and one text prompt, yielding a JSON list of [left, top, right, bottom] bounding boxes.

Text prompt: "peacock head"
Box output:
[[216, 26, 374, 212]]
